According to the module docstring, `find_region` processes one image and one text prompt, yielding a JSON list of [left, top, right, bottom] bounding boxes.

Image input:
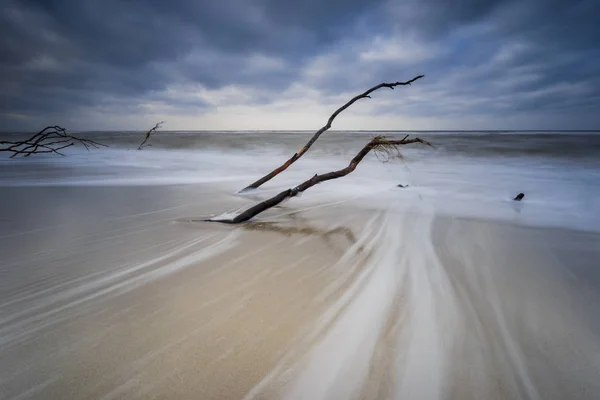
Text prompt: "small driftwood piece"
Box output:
[[137, 121, 164, 150], [0, 126, 106, 158], [241, 75, 425, 191], [210, 135, 431, 223]]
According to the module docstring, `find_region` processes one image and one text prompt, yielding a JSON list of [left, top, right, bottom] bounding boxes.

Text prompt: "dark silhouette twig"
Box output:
[[241, 75, 425, 191], [137, 121, 164, 150]]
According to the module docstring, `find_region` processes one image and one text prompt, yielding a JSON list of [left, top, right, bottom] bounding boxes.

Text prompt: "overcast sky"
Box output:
[[1, 0, 599, 131]]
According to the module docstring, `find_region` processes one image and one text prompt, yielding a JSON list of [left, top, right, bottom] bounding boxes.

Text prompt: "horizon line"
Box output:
[[2, 129, 600, 134]]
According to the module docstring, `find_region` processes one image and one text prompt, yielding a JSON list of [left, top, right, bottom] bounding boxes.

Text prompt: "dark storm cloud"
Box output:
[[353, 0, 600, 127], [384, 0, 507, 37], [0, 0, 386, 127], [0, 0, 599, 129]]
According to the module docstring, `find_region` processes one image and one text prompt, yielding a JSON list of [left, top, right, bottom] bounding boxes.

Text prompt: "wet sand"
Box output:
[[1, 185, 600, 399]]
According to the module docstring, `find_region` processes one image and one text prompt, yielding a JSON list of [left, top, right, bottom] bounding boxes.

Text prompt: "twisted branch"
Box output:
[[210, 135, 431, 223], [241, 75, 425, 191], [137, 121, 164, 150], [0, 126, 106, 158]]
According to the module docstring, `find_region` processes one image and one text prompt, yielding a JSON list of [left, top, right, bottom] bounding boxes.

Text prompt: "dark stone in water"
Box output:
[[513, 193, 525, 201], [397, 184, 409, 188]]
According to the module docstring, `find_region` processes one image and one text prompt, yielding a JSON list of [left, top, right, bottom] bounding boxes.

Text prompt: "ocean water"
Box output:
[[2, 131, 599, 232]]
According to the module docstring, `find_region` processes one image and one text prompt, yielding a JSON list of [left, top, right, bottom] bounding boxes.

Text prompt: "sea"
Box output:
[[1, 130, 599, 232]]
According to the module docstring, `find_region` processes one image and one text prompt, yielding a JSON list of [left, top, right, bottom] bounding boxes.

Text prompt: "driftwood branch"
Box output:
[[137, 121, 164, 150], [0, 126, 106, 158], [241, 75, 424, 191], [210, 135, 431, 223]]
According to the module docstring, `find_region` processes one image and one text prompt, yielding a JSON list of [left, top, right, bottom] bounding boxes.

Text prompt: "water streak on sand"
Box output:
[[0, 231, 238, 347], [240, 203, 457, 399], [240, 200, 600, 399]]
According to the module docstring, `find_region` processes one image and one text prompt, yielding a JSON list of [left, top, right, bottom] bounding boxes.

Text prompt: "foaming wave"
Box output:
[[1, 132, 599, 231]]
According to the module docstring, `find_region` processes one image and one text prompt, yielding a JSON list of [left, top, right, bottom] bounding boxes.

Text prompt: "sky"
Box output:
[[1, 0, 599, 131]]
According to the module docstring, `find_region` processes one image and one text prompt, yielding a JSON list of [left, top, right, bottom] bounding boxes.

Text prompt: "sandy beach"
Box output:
[[1, 181, 600, 400]]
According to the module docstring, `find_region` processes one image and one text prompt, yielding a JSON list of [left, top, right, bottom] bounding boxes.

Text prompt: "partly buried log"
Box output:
[[209, 135, 431, 223], [241, 75, 425, 191], [0, 126, 106, 158]]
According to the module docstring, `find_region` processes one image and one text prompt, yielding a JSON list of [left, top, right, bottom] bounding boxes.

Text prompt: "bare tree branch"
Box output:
[[0, 126, 107, 158], [137, 121, 164, 150], [241, 75, 425, 191], [210, 135, 431, 223]]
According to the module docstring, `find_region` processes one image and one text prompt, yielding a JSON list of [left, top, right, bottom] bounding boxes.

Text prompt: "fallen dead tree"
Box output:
[[209, 135, 430, 223], [0, 126, 106, 158], [241, 75, 424, 191]]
